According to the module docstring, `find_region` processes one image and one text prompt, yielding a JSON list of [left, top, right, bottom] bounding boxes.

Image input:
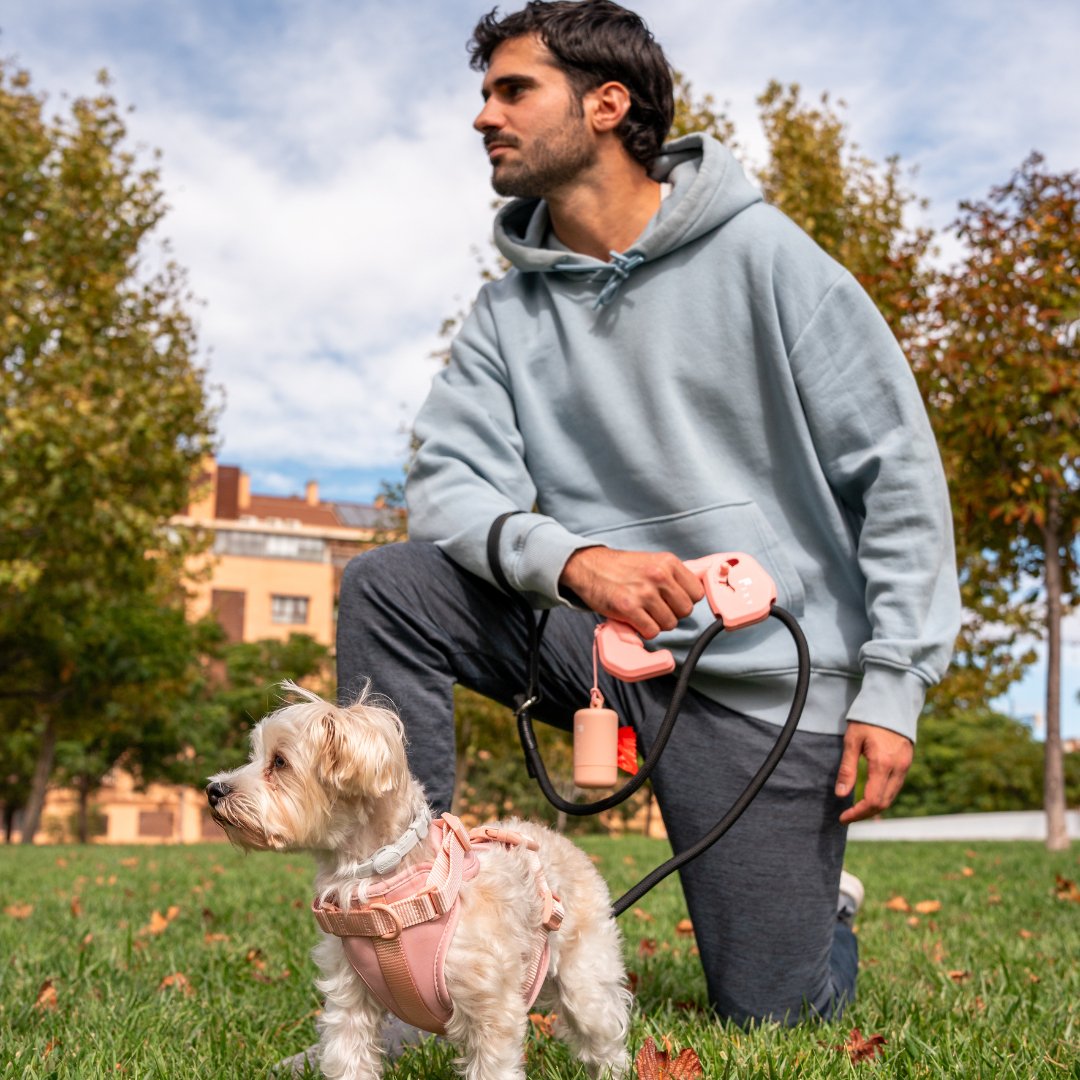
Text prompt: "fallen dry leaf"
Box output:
[[43, 1037, 59, 1059], [914, 900, 942, 914], [5, 903, 33, 919], [884, 896, 911, 913], [832, 1028, 887, 1063], [139, 905, 181, 937], [120, 857, 139, 868], [637, 938, 658, 958], [961, 867, 975, 877], [528, 1012, 557, 1037], [203, 933, 230, 944], [1054, 875, 1080, 903], [634, 1036, 704, 1079], [1019, 929, 1034, 940], [158, 972, 195, 997], [948, 970, 971, 983], [80, 933, 94, 949], [906, 916, 920, 928], [70, 896, 82, 918], [675, 919, 695, 937], [632, 907, 655, 922], [34, 979, 58, 1012], [1027, 971, 1041, 984]]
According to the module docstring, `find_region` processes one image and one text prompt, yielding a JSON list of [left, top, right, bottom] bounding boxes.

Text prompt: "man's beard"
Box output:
[[489, 119, 597, 199]]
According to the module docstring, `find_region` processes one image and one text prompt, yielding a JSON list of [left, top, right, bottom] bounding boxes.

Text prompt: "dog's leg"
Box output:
[[550, 915, 632, 1080], [313, 937, 385, 1080], [444, 983, 529, 1080]]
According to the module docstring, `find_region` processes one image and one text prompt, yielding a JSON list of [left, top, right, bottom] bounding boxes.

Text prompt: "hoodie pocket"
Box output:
[[579, 500, 806, 617]]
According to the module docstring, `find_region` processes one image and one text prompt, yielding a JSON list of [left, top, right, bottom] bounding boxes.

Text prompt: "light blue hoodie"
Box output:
[[407, 133, 960, 741]]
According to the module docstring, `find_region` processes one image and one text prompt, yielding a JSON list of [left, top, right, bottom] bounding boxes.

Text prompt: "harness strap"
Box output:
[[313, 814, 562, 1032]]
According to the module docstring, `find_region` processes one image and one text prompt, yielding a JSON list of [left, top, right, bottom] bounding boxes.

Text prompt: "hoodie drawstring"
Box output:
[[551, 251, 646, 310]]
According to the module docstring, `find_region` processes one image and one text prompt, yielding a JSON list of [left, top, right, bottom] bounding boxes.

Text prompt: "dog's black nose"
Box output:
[[206, 780, 231, 808]]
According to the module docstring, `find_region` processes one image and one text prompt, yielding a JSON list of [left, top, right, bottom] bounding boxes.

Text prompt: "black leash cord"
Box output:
[[486, 512, 810, 917], [515, 604, 808, 916]]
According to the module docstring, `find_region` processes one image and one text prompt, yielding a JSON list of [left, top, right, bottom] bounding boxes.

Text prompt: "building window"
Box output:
[[211, 589, 246, 643], [271, 594, 309, 625], [138, 810, 174, 838], [213, 530, 327, 562]]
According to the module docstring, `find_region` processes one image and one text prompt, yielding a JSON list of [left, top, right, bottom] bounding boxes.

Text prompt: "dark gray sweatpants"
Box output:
[[336, 541, 857, 1024]]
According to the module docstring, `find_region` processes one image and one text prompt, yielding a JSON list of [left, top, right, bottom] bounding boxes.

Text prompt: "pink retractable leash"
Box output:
[[486, 513, 810, 917]]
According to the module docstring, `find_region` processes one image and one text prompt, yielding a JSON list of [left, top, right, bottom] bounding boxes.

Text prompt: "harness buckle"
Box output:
[[366, 902, 403, 941]]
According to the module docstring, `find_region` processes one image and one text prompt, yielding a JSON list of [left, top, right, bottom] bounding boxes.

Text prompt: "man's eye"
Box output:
[[273, 754, 287, 769]]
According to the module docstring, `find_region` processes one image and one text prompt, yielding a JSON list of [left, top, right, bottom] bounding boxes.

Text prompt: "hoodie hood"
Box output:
[[492, 133, 763, 282]]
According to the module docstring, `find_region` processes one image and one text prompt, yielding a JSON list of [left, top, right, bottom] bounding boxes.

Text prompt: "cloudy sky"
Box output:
[[3, 0, 1078, 735]]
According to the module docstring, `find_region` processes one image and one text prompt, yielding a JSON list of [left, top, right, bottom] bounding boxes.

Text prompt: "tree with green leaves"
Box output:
[[0, 60, 217, 841], [754, 82, 933, 350], [924, 153, 1079, 849]]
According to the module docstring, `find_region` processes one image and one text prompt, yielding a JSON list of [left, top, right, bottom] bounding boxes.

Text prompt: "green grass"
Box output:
[[2, 837, 1079, 1077]]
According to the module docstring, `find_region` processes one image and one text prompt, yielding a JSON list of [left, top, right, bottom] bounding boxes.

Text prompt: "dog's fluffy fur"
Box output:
[[207, 682, 631, 1080]]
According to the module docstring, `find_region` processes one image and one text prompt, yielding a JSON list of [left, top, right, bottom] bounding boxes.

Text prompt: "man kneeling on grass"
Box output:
[[284, 0, 961, 1070]]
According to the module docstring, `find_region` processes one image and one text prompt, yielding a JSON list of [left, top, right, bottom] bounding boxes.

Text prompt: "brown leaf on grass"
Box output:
[[529, 1012, 557, 1037], [884, 896, 911, 913], [1054, 875, 1080, 903], [158, 972, 195, 997], [675, 919, 695, 937], [70, 896, 82, 918], [5, 903, 33, 919], [1027, 971, 1041, 984], [55, 857, 69, 868], [139, 905, 181, 936], [906, 916, 920, 928], [948, 970, 972, 983], [623, 855, 637, 866], [987, 891, 1002, 905], [34, 980, 58, 1012], [914, 900, 942, 914], [1019, 928, 1034, 939], [203, 933, 230, 944], [246, 948, 267, 971], [637, 939, 658, 958], [43, 1038, 60, 1059], [832, 1028, 887, 1063], [627, 971, 640, 995], [634, 1036, 704, 1079], [632, 907, 654, 922], [961, 867, 975, 877], [120, 857, 139, 868]]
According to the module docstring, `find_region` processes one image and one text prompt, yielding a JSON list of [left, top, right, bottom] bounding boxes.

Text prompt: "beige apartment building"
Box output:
[[14, 459, 400, 845]]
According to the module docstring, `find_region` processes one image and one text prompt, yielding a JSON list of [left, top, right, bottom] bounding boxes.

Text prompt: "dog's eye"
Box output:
[[272, 754, 287, 770]]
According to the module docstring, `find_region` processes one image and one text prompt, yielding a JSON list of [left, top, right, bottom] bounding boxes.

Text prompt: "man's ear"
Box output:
[[317, 704, 407, 797], [584, 80, 632, 134]]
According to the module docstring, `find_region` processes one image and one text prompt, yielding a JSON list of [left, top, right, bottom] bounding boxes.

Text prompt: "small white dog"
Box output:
[[206, 682, 630, 1080]]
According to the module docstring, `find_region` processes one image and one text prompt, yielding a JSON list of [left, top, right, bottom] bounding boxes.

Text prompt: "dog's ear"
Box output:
[[317, 702, 407, 797]]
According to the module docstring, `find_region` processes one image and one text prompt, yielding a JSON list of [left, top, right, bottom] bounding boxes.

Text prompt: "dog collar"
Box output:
[[352, 809, 432, 878]]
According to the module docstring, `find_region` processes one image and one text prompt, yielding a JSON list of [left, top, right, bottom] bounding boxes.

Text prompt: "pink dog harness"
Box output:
[[312, 813, 564, 1034]]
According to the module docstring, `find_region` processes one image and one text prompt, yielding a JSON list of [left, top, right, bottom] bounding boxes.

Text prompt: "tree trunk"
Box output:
[[20, 713, 57, 845], [1043, 487, 1069, 851], [4, 803, 16, 844], [76, 777, 91, 844]]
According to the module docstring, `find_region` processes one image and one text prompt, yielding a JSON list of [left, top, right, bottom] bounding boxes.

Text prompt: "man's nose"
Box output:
[[473, 98, 503, 134], [206, 780, 231, 808]]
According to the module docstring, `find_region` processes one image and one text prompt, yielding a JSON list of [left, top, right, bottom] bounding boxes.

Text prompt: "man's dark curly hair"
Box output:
[[469, 1, 674, 170]]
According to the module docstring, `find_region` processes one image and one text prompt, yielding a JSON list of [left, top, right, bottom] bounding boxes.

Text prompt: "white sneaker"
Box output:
[[838, 870, 864, 925]]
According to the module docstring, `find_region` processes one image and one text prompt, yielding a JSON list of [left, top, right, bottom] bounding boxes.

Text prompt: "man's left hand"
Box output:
[[835, 721, 914, 825]]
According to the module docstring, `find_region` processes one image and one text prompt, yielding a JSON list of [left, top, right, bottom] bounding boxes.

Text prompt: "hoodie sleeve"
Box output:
[[787, 271, 961, 742], [406, 288, 593, 608]]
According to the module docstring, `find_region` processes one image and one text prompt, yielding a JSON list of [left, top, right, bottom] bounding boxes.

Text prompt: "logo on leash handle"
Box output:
[[594, 552, 777, 683]]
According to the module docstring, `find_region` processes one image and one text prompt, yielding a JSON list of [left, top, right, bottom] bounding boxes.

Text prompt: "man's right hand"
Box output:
[[559, 547, 705, 639]]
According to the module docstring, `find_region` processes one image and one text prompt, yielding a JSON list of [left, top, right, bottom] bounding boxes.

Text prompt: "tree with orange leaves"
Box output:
[[925, 153, 1079, 850]]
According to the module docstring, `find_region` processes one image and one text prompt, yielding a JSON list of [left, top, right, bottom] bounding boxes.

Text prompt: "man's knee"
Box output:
[[339, 541, 441, 615]]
